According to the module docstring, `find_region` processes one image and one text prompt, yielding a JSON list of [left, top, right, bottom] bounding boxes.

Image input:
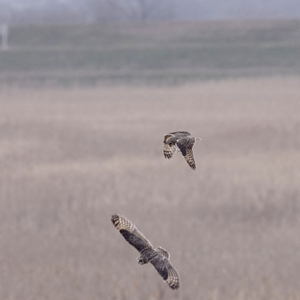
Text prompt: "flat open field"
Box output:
[[1, 77, 300, 299], [1, 20, 300, 86]]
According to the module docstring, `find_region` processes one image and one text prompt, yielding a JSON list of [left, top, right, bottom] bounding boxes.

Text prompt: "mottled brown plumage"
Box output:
[[111, 214, 180, 290], [163, 131, 201, 170]]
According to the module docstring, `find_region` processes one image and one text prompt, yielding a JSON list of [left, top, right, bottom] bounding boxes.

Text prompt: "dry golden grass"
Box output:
[[0, 77, 300, 300]]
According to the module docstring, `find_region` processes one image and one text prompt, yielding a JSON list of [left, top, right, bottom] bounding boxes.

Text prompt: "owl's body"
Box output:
[[111, 214, 180, 290], [163, 131, 201, 170]]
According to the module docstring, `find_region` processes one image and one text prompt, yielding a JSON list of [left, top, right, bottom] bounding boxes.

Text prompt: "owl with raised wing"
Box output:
[[163, 131, 201, 170], [111, 214, 180, 290]]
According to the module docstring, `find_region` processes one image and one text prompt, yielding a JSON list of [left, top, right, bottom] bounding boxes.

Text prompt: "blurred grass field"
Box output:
[[1, 20, 300, 300], [1, 20, 300, 86], [1, 76, 300, 299]]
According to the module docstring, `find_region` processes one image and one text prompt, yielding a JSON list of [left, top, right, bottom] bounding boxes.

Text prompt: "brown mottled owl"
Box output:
[[111, 214, 180, 290], [163, 131, 201, 170]]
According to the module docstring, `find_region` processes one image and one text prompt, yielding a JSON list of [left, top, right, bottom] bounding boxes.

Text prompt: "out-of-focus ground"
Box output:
[[1, 77, 299, 300], [1, 20, 300, 300], [0, 20, 300, 87]]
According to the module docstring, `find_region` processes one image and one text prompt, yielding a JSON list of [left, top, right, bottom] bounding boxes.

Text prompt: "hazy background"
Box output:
[[1, 0, 300, 23], [0, 1, 300, 300]]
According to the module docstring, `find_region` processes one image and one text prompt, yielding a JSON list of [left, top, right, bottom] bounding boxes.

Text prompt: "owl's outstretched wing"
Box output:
[[176, 137, 196, 170], [150, 253, 180, 290], [163, 134, 178, 159], [111, 214, 153, 252], [163, 142, 178, 159]]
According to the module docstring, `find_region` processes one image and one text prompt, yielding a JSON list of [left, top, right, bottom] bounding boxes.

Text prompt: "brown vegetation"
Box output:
[[0, 77, 300, 299]]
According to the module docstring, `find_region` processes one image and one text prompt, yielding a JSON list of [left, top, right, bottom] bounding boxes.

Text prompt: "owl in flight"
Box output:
[[163, 131, 201, 170], [111, 214, 180, 290]]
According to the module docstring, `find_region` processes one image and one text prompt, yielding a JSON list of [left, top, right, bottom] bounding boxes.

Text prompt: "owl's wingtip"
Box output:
[[167, 278, 180, 290], [111, 214, 120, 225], [188, 163, 196, 170]]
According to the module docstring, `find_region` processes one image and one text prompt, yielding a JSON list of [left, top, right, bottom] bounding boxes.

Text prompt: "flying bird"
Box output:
[[163, 131, 201, 170], [111, 214, 180, 290]]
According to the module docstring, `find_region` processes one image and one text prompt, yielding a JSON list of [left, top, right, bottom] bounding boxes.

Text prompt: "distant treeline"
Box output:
[[0, 20, 300, 87], [0, 0, 300, 25]]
